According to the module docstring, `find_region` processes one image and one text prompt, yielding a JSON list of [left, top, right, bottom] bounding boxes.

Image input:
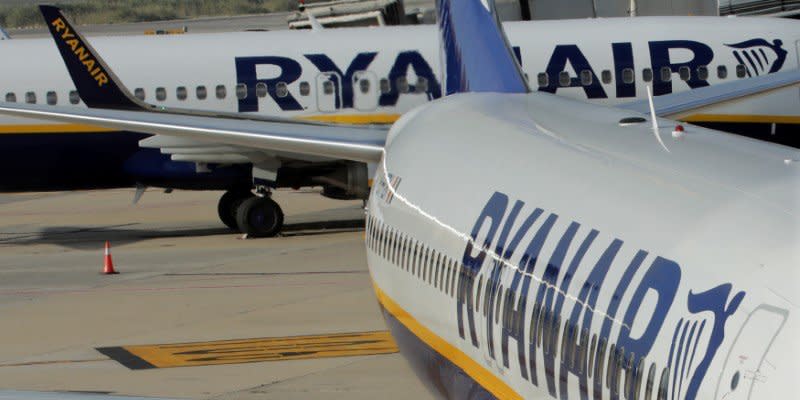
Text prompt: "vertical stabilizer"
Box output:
[[39, 5, 145, 110], [435, 0, 529, 95]]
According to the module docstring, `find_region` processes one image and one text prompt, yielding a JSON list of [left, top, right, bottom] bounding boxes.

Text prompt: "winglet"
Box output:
[[39, 5, 146, 110], [435, 0, 529, 95]]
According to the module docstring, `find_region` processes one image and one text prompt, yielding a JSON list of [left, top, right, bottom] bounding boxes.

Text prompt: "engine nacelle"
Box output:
[[316, 162, 370, 200]]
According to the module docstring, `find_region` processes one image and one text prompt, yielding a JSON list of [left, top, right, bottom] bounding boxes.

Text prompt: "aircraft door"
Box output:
[[316, 72, 341, 113], [712, 304, 788, 399], [353, 70, 379, 111]]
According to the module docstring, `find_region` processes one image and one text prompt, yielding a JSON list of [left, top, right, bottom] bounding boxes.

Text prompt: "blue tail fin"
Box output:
[[436, 0, 529, 95], [39, 5, 144, 110]]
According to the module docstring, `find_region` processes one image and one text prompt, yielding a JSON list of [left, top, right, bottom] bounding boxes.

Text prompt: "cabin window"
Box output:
[[415, 77, 428, 93], [276, 82, 289, 98], [475, 276, 483, 309], [5, 92, 15, 102], [216, 85, 227, 99], [530, 302, 541, 346], [660, 67, 672, 82], [679, 66, 691, 81], [560, 321, 572, 364], [644, 363, 656, 400], [359, 78, 370, 94], [657, 367, 669, 400], [642, 68, 653, 82], [595, 338, 607, 384], [697, 66, 709, 81], [196, 86, 207, 100], [578, 329, 589, 373], [537, 305, 547, 348], [717, 65, 728, 79], [550, 315, 561, 355], [25, 92, 36, 104], [46, 91, 57, 105], [433, 253, 443, 289], [622, 68, 634, 84], [580, 70, 593, 86], [736, 64, 747, 78], [396, 76, 409, 94], [606, 343, 617, 389], [537, 72, 549, 87], [379, 78, 390, 94], [322, 80, 335, 95], [235, 83, 247, 99], [601, 69, 612, 84], [156, 87, 167, 101], [176, 86, 188, 101], [588, 334, 597, 378], [256, 82, 268, 98], [134, 88, 145, 101], [69, 90, 80, 104], [299, 81, 311, 96], [559, 71, 570, 87], [633, 357, 644, 400]]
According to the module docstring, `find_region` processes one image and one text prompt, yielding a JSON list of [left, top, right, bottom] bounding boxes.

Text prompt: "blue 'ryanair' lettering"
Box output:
[[234, 38, 785, 112], [457, 192, 746, 400]]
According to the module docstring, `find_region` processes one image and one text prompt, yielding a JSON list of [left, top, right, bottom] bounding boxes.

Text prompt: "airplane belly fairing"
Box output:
[[0, 129, 252, 192], [366, 93, 798, 399]]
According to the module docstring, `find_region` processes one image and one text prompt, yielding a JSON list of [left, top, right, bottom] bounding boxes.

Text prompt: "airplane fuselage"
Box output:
[[365, 92, 798, 399], [0, 16, 797, 191]]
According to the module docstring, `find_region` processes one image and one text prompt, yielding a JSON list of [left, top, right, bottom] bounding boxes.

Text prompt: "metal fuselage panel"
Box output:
[[366, 93, 798, 399]]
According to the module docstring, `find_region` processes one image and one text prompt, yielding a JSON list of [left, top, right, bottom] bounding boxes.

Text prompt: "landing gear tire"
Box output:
[[236, 196, 284, 238], [217, 189, 254, 231]]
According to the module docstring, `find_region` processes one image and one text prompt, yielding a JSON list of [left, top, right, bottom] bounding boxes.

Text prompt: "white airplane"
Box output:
[[2, 6, 798, 237], [0, 0, 796, 399]]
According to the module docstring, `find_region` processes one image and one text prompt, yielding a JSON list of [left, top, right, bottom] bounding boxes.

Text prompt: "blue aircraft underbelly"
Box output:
[[0, 131, 251, 192]]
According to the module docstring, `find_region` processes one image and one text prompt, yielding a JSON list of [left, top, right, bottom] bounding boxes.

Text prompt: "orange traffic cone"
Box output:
[[102, 241, 119, 275]]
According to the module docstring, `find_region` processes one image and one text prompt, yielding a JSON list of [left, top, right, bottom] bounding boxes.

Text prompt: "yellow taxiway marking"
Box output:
[[97, 330, 398, 369]]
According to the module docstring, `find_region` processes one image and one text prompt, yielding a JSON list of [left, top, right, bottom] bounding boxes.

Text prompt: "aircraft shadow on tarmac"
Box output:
[[0, 216, 365, 250]]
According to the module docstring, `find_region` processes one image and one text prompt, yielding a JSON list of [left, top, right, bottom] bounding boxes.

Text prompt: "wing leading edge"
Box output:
[[619, 68, 800, 119]]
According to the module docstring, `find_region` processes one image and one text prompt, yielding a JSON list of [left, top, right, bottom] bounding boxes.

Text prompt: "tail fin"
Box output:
[[39, 5, 145, 110], [435, 0, 529, 95]]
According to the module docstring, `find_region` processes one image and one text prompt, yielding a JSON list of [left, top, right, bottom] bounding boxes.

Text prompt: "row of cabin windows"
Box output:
[[5, 90, 81, 105], [0, 77, 433, 106], [536, 64, 748, 88], [366, 214, 673, 400], [4, 64, 747, 105]]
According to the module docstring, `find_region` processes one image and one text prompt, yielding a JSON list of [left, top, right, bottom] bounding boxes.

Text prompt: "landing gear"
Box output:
[[217, 189, 254, 231], [235, 195, 284, 237]]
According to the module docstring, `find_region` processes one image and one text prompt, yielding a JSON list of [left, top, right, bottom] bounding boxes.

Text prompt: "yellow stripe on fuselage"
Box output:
[[373, 283, 523, 400], [681, 114, 800, 124], [299, 113, 400, 124], [0, 123, 117, 134]]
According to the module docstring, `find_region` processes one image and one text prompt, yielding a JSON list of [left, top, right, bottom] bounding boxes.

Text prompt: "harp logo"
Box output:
[[725, 38, 788, 77]]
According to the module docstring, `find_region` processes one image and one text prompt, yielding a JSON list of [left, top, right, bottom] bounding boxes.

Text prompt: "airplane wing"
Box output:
[[619, 68, 800, 119], [38, 5, 387, 166], [0, 103, 386, 164]]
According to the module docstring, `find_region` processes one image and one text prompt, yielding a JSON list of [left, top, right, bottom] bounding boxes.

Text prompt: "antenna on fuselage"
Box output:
[[307, 11, 324, 31], [647, 85, 670, 153], [629, 0, 638, 16]]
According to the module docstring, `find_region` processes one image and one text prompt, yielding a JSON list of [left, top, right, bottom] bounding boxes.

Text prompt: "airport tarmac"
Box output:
[[0, 188, 435, 399]]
